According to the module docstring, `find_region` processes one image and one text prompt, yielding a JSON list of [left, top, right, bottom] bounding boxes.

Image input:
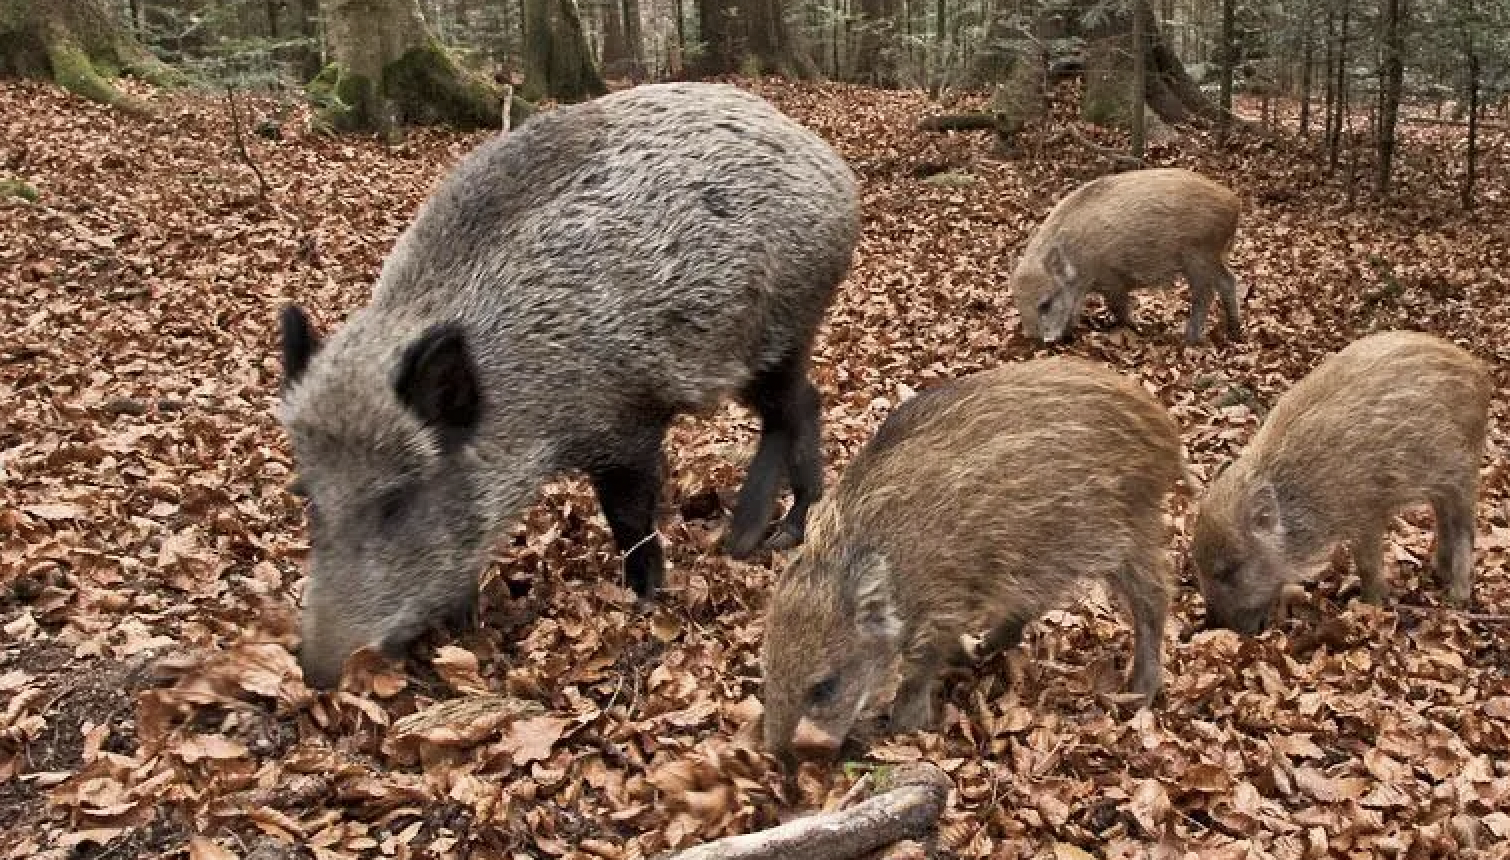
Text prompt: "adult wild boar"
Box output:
[[278, 83, 860, 688], [1191, 331, 1491, 633], [761, 358, 1185, 765], [1012, 168, 1242, 344]]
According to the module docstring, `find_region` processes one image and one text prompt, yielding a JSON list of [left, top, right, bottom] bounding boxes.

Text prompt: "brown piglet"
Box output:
[[761, 358, 1186, 766]]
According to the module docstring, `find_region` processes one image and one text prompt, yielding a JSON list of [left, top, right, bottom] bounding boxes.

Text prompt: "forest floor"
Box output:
[[2, 77, 1510, 860]]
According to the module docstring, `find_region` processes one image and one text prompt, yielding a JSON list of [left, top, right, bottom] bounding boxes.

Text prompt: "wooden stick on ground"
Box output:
[[660, 763, 953, 860]]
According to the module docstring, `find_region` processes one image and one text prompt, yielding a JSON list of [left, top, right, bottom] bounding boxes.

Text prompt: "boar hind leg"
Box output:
[[1112, 556, 1168, 700], [1214, 264, 1244, 339], [1431, 488, 1477, 606], [1351, 523, 1388, 605], [726, 356, 823, 557], [590, 446, 668, 599]]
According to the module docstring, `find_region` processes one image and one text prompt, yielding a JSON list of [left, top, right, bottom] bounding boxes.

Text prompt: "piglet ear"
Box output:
[[394, 323, 482, 447], [1248, 482, 1283, 535], [1043, 243, 1077, 287], [279, 304, 321, 391], [849, 554, 903, 642]]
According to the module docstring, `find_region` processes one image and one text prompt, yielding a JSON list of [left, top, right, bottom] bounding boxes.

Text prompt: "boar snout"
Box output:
[[1201, 602, 1271, 635]]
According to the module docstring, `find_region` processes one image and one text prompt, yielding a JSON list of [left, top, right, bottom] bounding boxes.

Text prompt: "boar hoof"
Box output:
[[761, 523, 803, 553]]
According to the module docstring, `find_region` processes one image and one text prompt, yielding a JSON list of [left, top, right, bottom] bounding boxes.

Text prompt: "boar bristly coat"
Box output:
[[1191, 331, 1491, 634], [1011, 168, 1242, 344], [761, 358, 1185, 765], [278, 83, 860, 689]]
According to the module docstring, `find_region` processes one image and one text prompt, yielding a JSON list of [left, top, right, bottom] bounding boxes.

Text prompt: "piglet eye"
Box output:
[[807, 676, 839, 707]]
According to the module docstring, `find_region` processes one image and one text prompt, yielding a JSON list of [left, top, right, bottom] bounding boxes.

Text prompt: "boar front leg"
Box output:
[[1104, 290, 1139, 332], [590, 434, 669, 599], [1351, 523, 1388, 605], [727, 354, 823, 557]]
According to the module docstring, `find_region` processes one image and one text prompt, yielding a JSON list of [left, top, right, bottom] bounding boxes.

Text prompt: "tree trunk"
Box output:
[[1375, 0, 1403, 193], [1329, 0, 1349, 169], [312, 0, 522, 133], [0, 0, 179, 114], [964, 0, 1015, 85], [597, 0, 631, 76], [1462, 0, 1478, 210], [622, 0, 646, 79], [1299, 22, 1313, 135], [1218, 0, 1234, 124], [694, 0, 818, 78], [1131, 0, 1146, 157], [523, 0, 607, 100], [1082, 0, 1218, 128], [1323, 5, 1336, 145], [854, 0, 901, 86]]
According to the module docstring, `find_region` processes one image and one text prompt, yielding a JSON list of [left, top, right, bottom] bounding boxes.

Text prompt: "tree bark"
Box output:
[[1461, 0, 1478, 210], [312, 0, 522, 133], [1131, 0, 1146, 156], [1329, 0, 1350, 169], [0, 0, 179, 114], [1081, 0, 1218, 128], [1218, 0, 1234, 124], [1375, 0, 1404, 193], [694, 0, 819, 78], [523, 0, 607, 101], [597, 0, 632, 76], [854, 0, 902, 86], [1299, 21, 1313, 136], [622, 0, 647, 79], [657, 764, 952, 860]]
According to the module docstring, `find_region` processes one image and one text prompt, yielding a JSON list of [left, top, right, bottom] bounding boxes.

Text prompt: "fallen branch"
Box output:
[[659, 763, 952, 860], [226, 86, 270, 197], [1063, 123, 1144, 170], [917, 112, 1000, 132]]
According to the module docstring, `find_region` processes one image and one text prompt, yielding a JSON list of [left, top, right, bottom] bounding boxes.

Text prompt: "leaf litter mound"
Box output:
[[2, 78, 1510, 859]]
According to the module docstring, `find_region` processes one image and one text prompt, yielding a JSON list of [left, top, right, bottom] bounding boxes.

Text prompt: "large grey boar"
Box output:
[[1191, 331, 1491, 634], [1011, 168, 1242, 344], [278, 83, 860, 688], [761, 358, 1185, 765]]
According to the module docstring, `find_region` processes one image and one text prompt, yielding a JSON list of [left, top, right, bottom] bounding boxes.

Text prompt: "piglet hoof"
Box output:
[[1444, 584, 1473, 609], [886, 696, 938, 735]]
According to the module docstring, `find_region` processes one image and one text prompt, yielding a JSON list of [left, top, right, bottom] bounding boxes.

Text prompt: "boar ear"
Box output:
[[1043, 243, 1077, 286], [850, 556, 903, 642], [279, 304, 321, 390], [394, 323, 483, 446], [1248, 482, 1283, 535]]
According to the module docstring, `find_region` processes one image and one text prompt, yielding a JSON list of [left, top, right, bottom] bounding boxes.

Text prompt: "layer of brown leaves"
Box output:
[[3, 78, 1510, 859]]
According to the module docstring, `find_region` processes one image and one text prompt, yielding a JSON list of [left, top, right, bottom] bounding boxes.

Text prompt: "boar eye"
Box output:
[[807, 676, 839, 707], [288, 477, 308, 498], [1214, 563, 1239, 582], [377, 488, 409, 523]]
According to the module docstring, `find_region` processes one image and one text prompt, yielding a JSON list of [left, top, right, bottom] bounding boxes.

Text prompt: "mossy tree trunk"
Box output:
[[594, 0, 645, 79], [0, 0, 179, 115], [312, 0, 523, 134], [1081, 0, 1218, 127], [522, 0, 607, 101], [854, 0, 901, 87], [694, 0, 819, 78]]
